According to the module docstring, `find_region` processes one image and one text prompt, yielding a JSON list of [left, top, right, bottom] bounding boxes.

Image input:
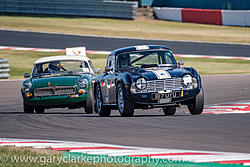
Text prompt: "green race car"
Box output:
[[21, 55, 99, 114]]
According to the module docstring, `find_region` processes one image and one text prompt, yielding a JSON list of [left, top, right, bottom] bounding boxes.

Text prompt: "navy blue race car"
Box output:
[[93, 45, 204, 117]]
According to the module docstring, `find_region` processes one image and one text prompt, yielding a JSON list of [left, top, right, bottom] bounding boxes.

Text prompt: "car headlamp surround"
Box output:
[[192, 77, 198, 88], [135, 77, 147, 90], [22, 81, 32, 92], [78, 78, 88, 88], [182, 74, 193, 86]]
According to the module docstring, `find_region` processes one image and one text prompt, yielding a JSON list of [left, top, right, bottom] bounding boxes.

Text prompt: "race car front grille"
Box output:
[[135, 78, 183, 93], [34, 86, 76, 97]]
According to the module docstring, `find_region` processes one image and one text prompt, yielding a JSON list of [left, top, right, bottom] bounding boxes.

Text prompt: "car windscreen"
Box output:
[[32, 60, 90, 76], [116, 50, 177, 70]]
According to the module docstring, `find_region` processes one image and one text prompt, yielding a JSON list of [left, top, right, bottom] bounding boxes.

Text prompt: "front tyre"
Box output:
[[96, 87, 111, 117], [84, 86, 94, 114], [35, 107, 45, 114], [23, 102, 34, 114], [187, 89, 204, 115], [162, 106, 176, 116], [117, 84, 134, 117]]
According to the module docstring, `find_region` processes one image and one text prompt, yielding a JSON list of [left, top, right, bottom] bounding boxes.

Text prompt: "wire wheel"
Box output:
[[117, 87, 124, 112], [117, 84, 134, 117], [95, 87, 111, 117]]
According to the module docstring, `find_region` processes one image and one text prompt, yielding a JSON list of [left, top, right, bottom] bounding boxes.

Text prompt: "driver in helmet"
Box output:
[[119, 54, 130, 69], [45, 61, 61, 73]]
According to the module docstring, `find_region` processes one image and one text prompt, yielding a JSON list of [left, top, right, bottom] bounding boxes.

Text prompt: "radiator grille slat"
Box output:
[[136, 78, 183, 93], [34, 86, 75, 97]]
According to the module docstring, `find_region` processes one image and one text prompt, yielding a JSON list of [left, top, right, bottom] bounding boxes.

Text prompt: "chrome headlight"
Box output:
[[182, 74, 193, 86], [78, 78, 88, 88], [135, 77, 147, 90], [22, 81, 32, 92]]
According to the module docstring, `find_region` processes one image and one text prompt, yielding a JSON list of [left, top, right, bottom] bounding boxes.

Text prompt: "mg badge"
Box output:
[[52, 86, 56, 91], [52, 86, 56, 94]]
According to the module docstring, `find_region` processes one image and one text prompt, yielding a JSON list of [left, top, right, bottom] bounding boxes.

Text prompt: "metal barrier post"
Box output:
[[0, 59, 10, 79]]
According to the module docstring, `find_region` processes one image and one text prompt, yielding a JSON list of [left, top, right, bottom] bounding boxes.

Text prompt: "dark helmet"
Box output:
[[48, 61, 60, 71], [119, 54, 130, 68]]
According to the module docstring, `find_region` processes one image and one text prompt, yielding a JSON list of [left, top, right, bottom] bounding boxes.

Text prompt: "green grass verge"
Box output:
[[0, 50, 63, 79], [0, 147, 131, 167], [0, 146, 244, 167], [177, 57, 250, 75], [0, 50, 250, 79], [0, 15, 249, 44]]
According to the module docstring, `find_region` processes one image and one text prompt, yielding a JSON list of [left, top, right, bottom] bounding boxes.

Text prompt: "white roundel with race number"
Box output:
[[66, 47, 86, 56], [152, 70, 171, 79]]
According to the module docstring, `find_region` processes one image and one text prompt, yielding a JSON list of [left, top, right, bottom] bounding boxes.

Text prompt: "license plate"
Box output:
[[159, 98, 171, 103], [152, 91, 180, 100]]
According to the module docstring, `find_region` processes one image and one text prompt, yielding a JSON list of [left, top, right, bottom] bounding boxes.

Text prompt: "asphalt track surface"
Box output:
[[0, 29, 250, 57], [1, 30, 250, 154], [0, 74, 250, 153]]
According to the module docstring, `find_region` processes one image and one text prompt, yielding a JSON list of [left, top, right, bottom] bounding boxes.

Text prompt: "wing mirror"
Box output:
[[94, 68, 100, 74], [178, 60, 184, 68], [105, 66, 113, 72], [24, 73, 30, 78], [82, 68, 90, 73]]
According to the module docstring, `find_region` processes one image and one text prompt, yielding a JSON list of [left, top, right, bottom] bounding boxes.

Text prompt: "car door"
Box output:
[[108, 63, 117, 104], [101, 55, 116, 104]]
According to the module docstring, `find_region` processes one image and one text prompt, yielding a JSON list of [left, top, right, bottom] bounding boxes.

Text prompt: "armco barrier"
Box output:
[[0, 59, 10, 79], [153, 7, 182, 21], [142, 0, 250, 10], [222, 10, 250, 26], [0, 0, 138, 19], [181, 8, 222, 25], [154, 7, 250, 27]]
